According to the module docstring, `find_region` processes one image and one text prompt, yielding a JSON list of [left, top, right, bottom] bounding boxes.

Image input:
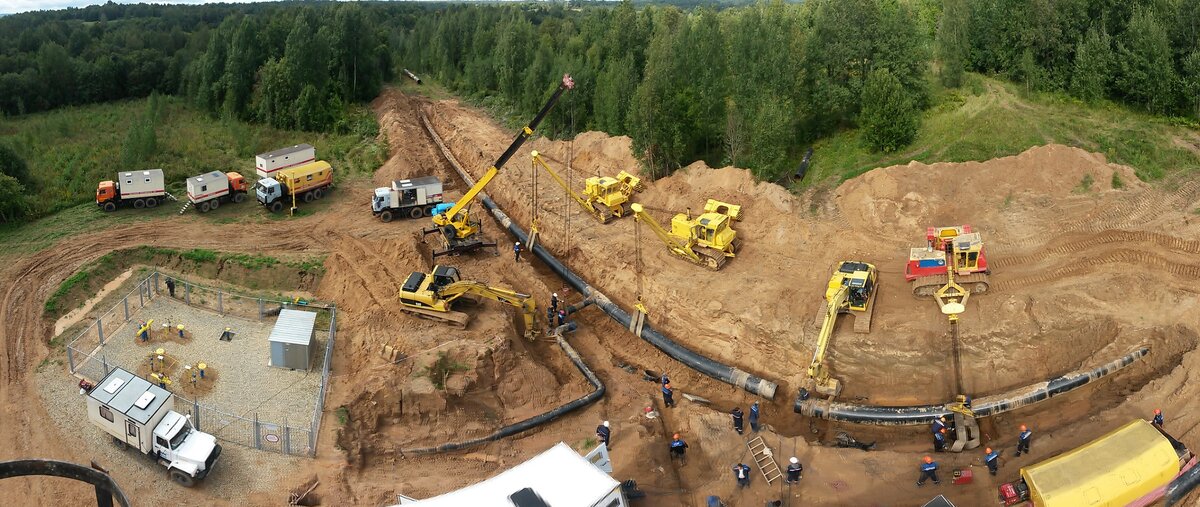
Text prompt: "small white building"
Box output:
[[268, 309, 316, 371], [255, 144, 315, 179], [394, 442, 625, 507]]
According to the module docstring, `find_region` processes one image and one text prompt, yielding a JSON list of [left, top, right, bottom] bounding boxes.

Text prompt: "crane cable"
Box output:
[[528, 151, 540, 250]]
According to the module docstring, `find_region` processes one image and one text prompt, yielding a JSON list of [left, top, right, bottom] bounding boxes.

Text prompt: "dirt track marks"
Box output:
[[993, 249, 1200, 291], [993, 230, 1200, 270]]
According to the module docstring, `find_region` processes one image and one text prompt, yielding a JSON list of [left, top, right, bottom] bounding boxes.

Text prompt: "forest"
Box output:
[[1, 0, 1199, 222]]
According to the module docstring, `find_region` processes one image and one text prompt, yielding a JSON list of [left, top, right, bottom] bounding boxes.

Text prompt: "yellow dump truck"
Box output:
[[255, 160, 333, 213], [998, 419, 1196, 506]]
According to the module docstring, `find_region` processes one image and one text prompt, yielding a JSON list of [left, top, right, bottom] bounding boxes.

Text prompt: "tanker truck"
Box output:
[[256, 160, 333, 213]]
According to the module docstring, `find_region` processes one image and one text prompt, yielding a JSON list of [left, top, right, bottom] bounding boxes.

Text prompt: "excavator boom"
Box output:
[[807, 286, 848, 397], [530, 151, 610, 222]]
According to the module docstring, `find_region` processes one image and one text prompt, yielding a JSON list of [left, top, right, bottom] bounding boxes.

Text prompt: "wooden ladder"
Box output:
[[747, 436, 783, 484]]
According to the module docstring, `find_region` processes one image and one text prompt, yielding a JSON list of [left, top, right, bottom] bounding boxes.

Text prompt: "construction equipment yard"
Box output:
[[2, 86, 1200, 506]]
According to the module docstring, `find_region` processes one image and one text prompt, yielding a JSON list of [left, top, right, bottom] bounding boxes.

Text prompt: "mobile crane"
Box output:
[[398, 265, 538, 340], [629, 201, 741, 270], [529, 150, 642, 224], [801, 261, 878, 397], [421, 74, 574, 259]]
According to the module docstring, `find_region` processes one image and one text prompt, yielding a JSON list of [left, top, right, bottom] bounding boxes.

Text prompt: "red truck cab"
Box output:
[[96, 181, 116, 206]]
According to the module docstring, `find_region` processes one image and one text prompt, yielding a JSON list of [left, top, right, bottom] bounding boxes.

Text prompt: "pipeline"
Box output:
[[1165, 457, 1200, 506], [420, 113, 777, 400], [795, 347, 1149, 425], [402, 322, 604, 454]]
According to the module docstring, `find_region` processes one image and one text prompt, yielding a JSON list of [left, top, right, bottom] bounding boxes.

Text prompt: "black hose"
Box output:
[[1165, 458, 1200, 506], [421, 113, 778, 400], [402, 322, 604, 454], [795, 347, 1149, 425]]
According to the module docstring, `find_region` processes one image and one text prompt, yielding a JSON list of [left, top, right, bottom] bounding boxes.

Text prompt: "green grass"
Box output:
[[801, 74, 1200, 188], [422, 351, 470, 390], [336, 406, 350, 426]]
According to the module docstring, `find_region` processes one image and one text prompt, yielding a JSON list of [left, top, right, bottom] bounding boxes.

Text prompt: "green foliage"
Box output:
[[1074, 173, 1095, 193], [935, 0, 969, 88], [1111, 171, 1124, 189], [0, 174, 29, 224], [120, 93, 161, 167], [859, 68, 919, 152], [1114, 10, 1178, 114], [423, 351, 469, 390], [335, 406, 350, 425], [182, 248, 218, 263], [44, 270, 90, 315], [1070, 27, 1113, 104]]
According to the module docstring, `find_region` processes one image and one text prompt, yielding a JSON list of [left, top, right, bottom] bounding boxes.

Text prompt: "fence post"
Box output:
[[185, 283, 191, 305], [217, 291, 223, 314], [258, 299, 264, 320], [97, 318, 104, 345], [153, 271, 159, 294], [101, 355, 109, 376], [284, 421, 291, 455], [122, 297, 129, 322], [68, 346, 75, 374], [254, 413, 261, 450], [139, 285, 144, 307], [193, 400, 201, 431]]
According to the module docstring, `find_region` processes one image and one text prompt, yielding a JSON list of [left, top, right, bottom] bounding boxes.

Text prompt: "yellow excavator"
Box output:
[[398, 265, 538, 340], [629, 201, 742, 270], [421, 74, 574, 259], [529, 150, 642, 224], [802, 261, 878, 398]]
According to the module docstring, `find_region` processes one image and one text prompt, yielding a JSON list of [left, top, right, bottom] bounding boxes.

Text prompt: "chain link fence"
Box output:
[[65, 270, 334, 458]]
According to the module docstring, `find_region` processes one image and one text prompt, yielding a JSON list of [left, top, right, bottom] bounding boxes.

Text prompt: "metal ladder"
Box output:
[[178, 200, 192, 215], [747, 436, 783, 484]]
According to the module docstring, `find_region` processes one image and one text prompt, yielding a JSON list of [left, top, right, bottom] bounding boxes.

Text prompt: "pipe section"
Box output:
[[795, 347, 1149, 425], [402, 322, 604, 454], [1165, 458, 1200, 506], [421, 113, 778, 400]]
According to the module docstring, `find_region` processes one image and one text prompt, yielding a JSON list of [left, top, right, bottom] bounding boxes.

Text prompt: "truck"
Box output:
[[372, 176, 445, 222], [96, 169, 168, 211], [255, 144, 315, 179], [998, 419, 1196, 506], [183, 170, 249, 213], [256, 160, 334, 213], [86, 367, 221, 487]]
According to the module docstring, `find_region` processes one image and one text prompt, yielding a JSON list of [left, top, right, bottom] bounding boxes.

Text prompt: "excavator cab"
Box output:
[[429, 265, 461, 291]]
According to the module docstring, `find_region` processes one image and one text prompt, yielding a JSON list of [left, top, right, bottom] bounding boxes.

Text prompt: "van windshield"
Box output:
[[169, 419, 193, 449]]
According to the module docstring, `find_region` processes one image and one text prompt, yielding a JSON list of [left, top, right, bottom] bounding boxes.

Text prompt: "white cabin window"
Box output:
[[145, 178, 150, 183], [100, 405, 114, 422], [126, 180, 132, 185]]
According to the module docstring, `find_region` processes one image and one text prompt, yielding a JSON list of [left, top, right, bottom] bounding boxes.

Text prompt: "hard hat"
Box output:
[[644, 406, 653, 413], [1155, 408, 1161, 415], [939, 428, 946, 433], [924, 456, 933, 464], [1020, 424, 1027, 431], [603, 421, 610, 427], [553, 293, 558, 298], [985, 447, 993, 454], [790, 457, 799, 464], [665, 383, 671, 388], [939, 416, 947, 421], [516, 241, 521, 246], [673, 433, 680, 439]]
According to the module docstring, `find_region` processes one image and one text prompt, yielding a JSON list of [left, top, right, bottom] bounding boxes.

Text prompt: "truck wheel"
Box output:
[[199, 201, 211, 213], [210, 199, 220, 210], [146, 197, 158, 208], [270, 201, 283, 213], [423, 206, 435, 217], [303, 191, 314, 203], [102, 202, 117, 212], [169, 469, 196, 487], [408, 207, 423, 219], [313, 188, 324, 200], [133, 199, 145, 209], [379, 210, 393, 223], [232, 192, 246, 204]]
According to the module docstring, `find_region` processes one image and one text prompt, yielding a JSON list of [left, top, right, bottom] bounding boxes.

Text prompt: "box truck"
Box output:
[[96, 169, 168, 211], [255, 144, 315, 179], [256, 160, 334, 213], [183, 171, 249, 213], [86, 368, 221, 487], [371, 176, 446, 222]]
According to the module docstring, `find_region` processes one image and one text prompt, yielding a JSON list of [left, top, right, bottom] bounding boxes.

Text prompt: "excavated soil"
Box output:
[[1, 86, 1199, 506]]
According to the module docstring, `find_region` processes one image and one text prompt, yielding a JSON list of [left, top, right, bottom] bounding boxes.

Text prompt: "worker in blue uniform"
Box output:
[[916, 456, 940, 486]]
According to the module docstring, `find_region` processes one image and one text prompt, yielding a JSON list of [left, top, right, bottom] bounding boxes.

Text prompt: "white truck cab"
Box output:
[[86, 368, 221, 487], [256, 177, 282, 205]]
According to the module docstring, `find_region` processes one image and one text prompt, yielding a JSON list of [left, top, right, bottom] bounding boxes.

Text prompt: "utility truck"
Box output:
[[255, 144, 315, 179], [256, 160, 334, 213], [182, 170, 249, 213], [372, 176, 445, 222], [96, 169, 168, 211], [86, 368, 221, 487]]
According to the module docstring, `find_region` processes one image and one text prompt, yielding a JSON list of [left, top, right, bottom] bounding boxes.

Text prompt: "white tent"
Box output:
[[395, 442, 624, 507]]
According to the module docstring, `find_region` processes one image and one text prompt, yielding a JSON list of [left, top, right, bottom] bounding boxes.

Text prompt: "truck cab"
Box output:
[[256, 177, 283, 209], [96, 181, 117, 206], [151, 411, 220, 486]]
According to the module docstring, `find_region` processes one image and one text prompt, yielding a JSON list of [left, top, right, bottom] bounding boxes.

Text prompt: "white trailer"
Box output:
[[86, 368, 221, 487], [371, 176, 446, 222], [96, 169, 168, 211], [183, 171, 249, 213], [255, 144, 315, 179]]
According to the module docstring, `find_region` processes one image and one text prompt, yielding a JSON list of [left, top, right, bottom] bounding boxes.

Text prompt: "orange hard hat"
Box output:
[[673, 433, 680, 439], [665, 383, 672, 388], [985, 447, 993, 453], [1019, 424, 1027, 431], [939, 428, 946, 433], [923, 456, 933, 464], [1154, 408, 1161, 414]]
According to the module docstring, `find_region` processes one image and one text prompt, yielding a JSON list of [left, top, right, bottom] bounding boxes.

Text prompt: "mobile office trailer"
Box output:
[[86, 368, 221, 487], [255, 144, 315, 179], [185, 171, 249, 213], [96, 169, 168, 211], [372, 176, 445, 222], [256, 160, 334, 213]]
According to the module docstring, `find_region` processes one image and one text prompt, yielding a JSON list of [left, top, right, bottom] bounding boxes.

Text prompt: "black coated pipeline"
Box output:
[[794, 347, 1149, 425], [1165, 459, 1200, 506], [421, 113, 779, 400], [402, 322, 604, 455]]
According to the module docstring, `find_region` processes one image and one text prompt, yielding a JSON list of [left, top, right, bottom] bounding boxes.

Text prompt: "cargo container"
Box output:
[[256, 160, 334, 213], [96, 169, 168, 211], [255, 144, 315, 179], [183, 171, 249, 213], [372, 176, 445, 222]]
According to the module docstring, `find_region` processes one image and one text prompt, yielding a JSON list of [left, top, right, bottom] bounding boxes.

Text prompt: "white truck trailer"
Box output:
[[96, 169, 168, 211], [371, 176, 446, 222], [86, 368, 221, 487], [182, 170, 249, 213], [255, 144, 315, 179]]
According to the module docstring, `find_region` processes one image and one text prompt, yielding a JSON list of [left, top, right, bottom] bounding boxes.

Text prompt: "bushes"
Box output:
[[860, 68, 920, 153]]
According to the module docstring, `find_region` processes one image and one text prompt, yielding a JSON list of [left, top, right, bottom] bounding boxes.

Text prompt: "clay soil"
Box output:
[[2, 86, 1200, 506]]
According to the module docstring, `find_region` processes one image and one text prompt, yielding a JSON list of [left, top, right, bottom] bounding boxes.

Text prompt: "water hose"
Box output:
[[421, 112, 778, 400], [795, 347, 1149, 425]]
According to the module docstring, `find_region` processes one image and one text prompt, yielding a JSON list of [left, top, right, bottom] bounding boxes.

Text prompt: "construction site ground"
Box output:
[[1, 86, 1199, 506]]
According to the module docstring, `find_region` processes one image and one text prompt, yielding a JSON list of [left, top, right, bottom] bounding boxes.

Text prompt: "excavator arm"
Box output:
[[630, 203, 701, 264], [530, 151, 606, 220], [807, 286, 849, 397], [438, 281, 538, 339]]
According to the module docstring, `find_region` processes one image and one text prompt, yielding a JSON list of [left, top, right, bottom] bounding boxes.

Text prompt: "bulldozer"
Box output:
[[529, 151, 642, 224], [629, 201, 742, 270], [906, 225, 990, 321], [398, 265, 538, 340], [802, 261, 878, 398]]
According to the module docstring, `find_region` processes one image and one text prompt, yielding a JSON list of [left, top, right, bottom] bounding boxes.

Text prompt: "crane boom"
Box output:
[[630, 203, 701, 264], [530, 151, 600, 218]]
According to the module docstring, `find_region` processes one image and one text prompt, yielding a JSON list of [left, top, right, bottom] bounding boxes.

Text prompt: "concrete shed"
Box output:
[[268, 309, 316, 371]]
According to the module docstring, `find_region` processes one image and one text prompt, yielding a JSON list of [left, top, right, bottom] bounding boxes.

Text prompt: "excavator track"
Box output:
[[911, 273, 990, 297], [851, 285, 878, 334], [399, 305, 471, 328], [693, 247, 728, 271]]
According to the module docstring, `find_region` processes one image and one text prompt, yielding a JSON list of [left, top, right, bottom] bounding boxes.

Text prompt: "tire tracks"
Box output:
[[993, 229, 1200, 270], [994, 249, 1200, 291]]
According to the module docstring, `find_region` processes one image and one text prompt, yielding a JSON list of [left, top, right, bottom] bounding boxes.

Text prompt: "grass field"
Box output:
[[800, 74, 1200, 188]]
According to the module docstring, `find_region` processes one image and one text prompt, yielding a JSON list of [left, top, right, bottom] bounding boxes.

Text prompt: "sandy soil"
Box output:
[[2, 86, 1199, 506]]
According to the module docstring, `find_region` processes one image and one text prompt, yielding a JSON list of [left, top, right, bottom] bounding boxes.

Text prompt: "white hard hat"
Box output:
[[553, 293, 558, 297], [516, 241, 521, 245], [790, 457, 799, 464], [603, 421, 610, 427]]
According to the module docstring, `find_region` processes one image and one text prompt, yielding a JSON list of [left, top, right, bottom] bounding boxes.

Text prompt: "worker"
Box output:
[[731, 407, 745, 435], [785, 457, 803, 484], [596, 421, 611, 448], [138, 321, 149, 342], [1015, 424, 1032, 457], [660, 372, 670, 386], [749, 401, 761, 432], [1153, 408, 1164, 429], [662, 383, 676, 408], [933, 428, 947, 452], [165, 277, 176, 297], [557, 309, 567, 327], [931, 416, 948, 435], [916, 456, 940, 486], [669, 433, 689, 459], [550, 292, 559, 314], [514, 241, 523, 262], [732, 463, 752, 488], [984, 447, 1000, 476]]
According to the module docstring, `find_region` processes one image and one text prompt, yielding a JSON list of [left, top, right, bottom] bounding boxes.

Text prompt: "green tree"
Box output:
[[859, 68, 919, 152], [36, 42, 74, 108], [1114, 9, 1178, 113], [0, 145, 33, 189], [935, 0, 969, 88], [0, 174, 29, 224], [1182, 51, 1200, 118], [1069, 27, 1113, 104]]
